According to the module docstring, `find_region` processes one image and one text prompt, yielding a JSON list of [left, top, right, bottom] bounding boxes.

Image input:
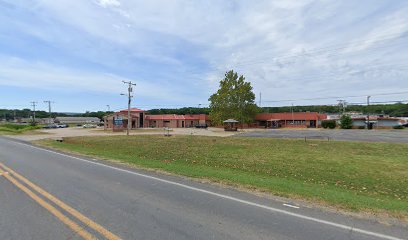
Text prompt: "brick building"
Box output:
[[144, 114, 209, 128], [104, 108, 145, 131], [255, 112, 327, 128], [104, 109, 209, 130]]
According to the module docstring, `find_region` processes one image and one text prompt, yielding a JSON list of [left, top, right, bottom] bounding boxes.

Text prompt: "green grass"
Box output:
[[0, 124, 41, 135], [37, 135, 408, 219]]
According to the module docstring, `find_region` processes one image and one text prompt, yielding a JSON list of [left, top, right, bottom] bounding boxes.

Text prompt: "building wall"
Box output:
[[352, 120, 366, 127], [145, 119, 200, 128], [377, 119, 401, 127], [104, 112, 142, 130]]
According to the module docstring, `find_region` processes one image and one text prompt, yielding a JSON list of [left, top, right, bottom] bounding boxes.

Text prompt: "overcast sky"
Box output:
[[1, 0, 408, 112]]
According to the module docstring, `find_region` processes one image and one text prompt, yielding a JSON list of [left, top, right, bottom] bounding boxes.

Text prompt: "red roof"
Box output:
[[255, 112, 327, 121], [118, 108, 145, 113], [145, 114, 208, 121]]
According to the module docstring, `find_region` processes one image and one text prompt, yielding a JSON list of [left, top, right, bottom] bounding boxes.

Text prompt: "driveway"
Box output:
[[237, 129, 408, 143]]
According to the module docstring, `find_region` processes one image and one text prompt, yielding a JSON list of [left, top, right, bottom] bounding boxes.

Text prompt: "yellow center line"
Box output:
[[0, 163, 121, 240], [0, 165, 95, 240]]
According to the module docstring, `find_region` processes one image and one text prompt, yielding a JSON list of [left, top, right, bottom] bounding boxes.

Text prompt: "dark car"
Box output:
[[195, 124, 208, 129]]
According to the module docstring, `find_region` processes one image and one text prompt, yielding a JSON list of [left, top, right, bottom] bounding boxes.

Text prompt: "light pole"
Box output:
[[122, 81, 136, 136]]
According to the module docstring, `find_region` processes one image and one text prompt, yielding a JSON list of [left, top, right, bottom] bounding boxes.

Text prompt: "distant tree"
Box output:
[[339, 115, 353, 129], [208, 70, 258, 125], [146, 107, 210, 115]]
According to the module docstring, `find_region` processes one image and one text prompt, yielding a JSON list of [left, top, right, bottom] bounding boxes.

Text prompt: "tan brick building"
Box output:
[[144, 114, 209, 128], [104, 109, 209, 130]]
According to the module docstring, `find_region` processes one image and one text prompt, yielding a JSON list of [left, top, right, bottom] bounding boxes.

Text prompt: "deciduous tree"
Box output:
[[209, 70, 258, 125]]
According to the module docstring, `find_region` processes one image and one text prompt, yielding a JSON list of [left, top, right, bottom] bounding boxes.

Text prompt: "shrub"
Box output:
[[340, 115, 353, 129], [321, 120, 336, 129], [393, 125, 404, 129], [321, 121, 329, 129]]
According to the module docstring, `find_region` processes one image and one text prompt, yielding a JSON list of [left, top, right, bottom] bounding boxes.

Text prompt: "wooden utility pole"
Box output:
[[122, 81, 136, 136], [30, 101, 37, 124], [43, 100, 53, 124]]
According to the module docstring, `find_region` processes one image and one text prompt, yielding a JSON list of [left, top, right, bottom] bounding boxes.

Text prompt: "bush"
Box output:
[[340, 115, 353, 129], [393, 125, 404, 129], [321, 120, 336, 129]]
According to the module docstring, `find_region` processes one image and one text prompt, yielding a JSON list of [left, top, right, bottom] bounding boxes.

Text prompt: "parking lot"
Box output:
[[237, 129, 408, 143], [5, 127, 237, 141]]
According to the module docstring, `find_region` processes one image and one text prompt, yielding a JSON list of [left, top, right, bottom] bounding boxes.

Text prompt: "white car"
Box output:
[[83, 124, 97, 128]]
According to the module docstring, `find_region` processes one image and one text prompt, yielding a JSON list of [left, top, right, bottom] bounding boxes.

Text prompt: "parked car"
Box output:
[[83, 124, 97, 128], [57, 124, 69, 128], [195, 124, 208, 129], [43, 124, 58, 129]]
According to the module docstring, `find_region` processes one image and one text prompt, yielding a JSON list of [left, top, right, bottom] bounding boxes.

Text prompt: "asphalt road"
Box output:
[[238, 129, 408, 143], [0, 137, 407, 240]]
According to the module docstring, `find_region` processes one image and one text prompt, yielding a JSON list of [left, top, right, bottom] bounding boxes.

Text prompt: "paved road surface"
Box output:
[[0, 137, 406, 240], [238, 129, 408, 143]]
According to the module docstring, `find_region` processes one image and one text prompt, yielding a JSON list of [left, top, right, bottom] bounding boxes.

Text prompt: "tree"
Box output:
[[208, 70, 258, 125], [340, 114, 353, 129]]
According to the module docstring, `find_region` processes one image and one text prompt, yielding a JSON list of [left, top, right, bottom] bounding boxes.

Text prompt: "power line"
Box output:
[[263, 91, 408, 103], [178, 32, 408, 77]]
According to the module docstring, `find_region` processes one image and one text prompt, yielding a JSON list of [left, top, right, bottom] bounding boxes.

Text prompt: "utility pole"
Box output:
[[337, 100, 346, 114], [366, 96, 371, 130], [122, 81, 136, 136], [259, 92, 262, 108], [43, 101, 53, 124], [30, 101, 37, 124], [291, 103, 294, 125]]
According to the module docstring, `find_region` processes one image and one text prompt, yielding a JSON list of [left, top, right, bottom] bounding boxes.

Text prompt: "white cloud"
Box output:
[[0, 56, 197, 103], [95, 0, 121, 8], [1, 0, 408, 107]]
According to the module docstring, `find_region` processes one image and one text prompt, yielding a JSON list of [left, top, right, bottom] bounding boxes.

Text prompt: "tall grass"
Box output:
[[0, 124, 41, 133]]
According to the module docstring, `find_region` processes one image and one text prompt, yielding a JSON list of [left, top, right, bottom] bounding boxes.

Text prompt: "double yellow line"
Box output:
[[0, 163, 121, 240]]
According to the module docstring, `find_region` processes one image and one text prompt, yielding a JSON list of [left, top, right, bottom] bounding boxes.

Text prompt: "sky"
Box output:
[[1, 0, 408, 112]]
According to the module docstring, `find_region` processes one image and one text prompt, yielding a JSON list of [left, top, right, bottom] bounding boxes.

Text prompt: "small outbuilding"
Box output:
[[223, 119, 239, 131]]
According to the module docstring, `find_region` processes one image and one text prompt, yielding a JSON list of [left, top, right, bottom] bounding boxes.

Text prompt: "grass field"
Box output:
[[0, 124, 42, 135], [37, 135, 408, 220]]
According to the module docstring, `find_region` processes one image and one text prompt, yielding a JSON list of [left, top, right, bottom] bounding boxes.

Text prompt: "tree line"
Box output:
[[0, 109, 111, 121], [261, 103, 408, 116]]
